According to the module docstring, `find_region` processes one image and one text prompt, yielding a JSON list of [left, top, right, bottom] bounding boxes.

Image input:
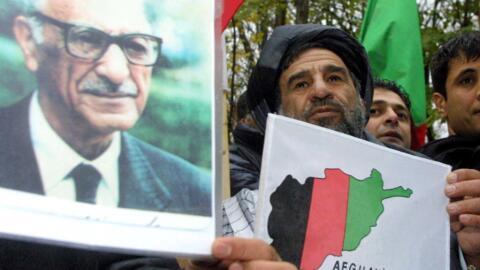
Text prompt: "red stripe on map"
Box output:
[[300, 168, 350, 270]]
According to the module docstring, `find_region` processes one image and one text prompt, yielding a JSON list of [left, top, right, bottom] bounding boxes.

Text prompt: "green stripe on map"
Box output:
[[343, 169, 413, 251]]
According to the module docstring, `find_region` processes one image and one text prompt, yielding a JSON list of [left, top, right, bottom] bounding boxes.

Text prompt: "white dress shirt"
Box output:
[[29, 92, 121, 206]]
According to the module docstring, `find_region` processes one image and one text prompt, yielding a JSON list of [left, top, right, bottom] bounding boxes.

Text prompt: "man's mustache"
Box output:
[[304, 98, 345, 119], [79, 78, 138, 97]]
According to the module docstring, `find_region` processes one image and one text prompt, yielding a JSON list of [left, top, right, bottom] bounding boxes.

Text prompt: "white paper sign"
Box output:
[[255, 114, 451, 270]]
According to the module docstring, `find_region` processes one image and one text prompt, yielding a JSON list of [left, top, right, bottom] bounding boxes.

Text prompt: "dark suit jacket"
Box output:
[[0, 96, 212, 269]]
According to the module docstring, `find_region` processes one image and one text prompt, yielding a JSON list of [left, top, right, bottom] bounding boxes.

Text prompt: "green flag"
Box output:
[[359, 0, 426, 124]]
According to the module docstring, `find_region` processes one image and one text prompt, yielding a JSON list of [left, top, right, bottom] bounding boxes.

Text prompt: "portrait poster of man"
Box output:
[[0, 0, 217, 256]]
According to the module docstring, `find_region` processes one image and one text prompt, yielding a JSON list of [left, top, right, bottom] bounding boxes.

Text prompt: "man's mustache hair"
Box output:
[[79, 77, 138, 97], [303, 96, 366, 138], [303, 98, 345, 119]]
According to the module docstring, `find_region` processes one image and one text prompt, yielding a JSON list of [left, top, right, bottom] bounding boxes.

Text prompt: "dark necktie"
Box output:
[[68, 163, 102, 204]]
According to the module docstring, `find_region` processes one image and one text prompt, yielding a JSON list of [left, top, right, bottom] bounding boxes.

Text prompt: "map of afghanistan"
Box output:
[[267, 168, 413, 270]]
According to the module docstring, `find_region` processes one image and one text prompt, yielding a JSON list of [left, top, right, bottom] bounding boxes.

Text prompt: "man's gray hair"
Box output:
[[15, 0, 159, 44], [15, 0, 46, 13], [27, 18, 45, 44], [10, 0, 47, 44]]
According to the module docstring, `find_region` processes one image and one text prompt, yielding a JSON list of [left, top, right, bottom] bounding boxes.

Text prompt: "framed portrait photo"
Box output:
[[0, 0, 219, 257]]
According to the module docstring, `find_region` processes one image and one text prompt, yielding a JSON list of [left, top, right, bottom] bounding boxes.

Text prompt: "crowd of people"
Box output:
[[0, 0, 478, 269], [225, 25, 480, 270]]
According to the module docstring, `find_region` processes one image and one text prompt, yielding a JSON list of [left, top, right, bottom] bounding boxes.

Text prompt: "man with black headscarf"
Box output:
[[220, 24, 477, 270], [230, 24, 401, 195]]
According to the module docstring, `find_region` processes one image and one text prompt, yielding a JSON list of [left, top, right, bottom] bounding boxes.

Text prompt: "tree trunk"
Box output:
[[228, 19, 238, 137], [274, 0, 288, 26], [475, 0, 480, 27], [238, 23, 256, 72], [432, 0, 439, 28], [295, 0, 310, 24], [462, 0, 472, 27]]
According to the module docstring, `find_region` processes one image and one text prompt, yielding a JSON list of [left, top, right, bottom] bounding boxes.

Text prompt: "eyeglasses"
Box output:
[[32, 12, 162, 66]]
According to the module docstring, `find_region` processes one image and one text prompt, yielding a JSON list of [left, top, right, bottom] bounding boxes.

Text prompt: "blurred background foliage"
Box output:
[[224, 0, 479, 140], [0, 0, 213, 170]]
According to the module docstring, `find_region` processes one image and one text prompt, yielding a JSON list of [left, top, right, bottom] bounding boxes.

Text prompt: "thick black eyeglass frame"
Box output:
[[31, 12, 162, 66]]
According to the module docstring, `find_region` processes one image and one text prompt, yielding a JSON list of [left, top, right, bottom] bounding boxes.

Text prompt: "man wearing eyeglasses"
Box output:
[[0, 0, 210, 212], [0, 0, 211, 268]]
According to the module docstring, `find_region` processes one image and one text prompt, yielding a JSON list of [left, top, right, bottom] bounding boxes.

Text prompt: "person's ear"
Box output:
[[12, 16, 39, 72], [432, 92, 447, 118]]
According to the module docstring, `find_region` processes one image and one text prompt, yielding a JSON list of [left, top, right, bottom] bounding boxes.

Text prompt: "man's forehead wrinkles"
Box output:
[[288, 63, 346, 76], [285, 64, 349, 87], [286, 70, 309, 85], [320, 64, 348, 75]]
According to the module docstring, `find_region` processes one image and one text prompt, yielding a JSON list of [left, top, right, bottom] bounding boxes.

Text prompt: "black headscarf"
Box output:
[[246, 24, 373, 133]]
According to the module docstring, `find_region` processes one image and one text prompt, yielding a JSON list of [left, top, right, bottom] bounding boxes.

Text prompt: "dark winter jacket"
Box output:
[[421, 135, 480, 170], [229, 123, 263, 195]]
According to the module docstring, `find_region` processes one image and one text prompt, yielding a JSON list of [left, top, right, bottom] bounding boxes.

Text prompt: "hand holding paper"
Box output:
[[445, 169, 480, 266], [187, 237, 297, 270]]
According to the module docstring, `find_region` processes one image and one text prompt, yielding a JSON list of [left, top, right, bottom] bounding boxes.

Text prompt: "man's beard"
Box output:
[[280, 98, 366, 138]]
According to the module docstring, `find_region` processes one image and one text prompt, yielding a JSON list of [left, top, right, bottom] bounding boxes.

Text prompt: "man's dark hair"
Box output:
[[373, 78, 411, 110], [430, 31, 480, 98]]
